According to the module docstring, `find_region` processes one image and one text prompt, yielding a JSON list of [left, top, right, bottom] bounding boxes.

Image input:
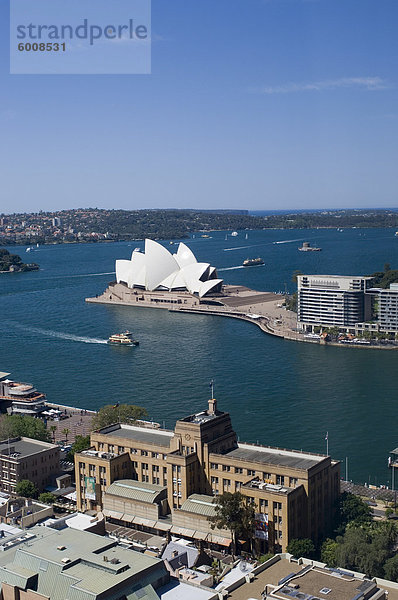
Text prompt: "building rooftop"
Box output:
[[242, 479, 292, 495], [0, 525, 167, 600], [179, 494, 217, 518], [271, 566, 378, 600], [224, 443, 326, 471], [0, 437, 58, 459], [95, 423, 173, 448], [105, 479, 166, 504], [0, 372, 11, 381]]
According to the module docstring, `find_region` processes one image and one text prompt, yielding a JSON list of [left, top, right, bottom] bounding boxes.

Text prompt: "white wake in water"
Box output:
[[223, 245, 256, 251], [10, 323, 107, 345], [273, 238, 305, 244], [218, 265, 245, 272]]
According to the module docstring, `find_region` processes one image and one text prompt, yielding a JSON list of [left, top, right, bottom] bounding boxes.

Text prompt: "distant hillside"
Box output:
[[2, 208, 398, 246]]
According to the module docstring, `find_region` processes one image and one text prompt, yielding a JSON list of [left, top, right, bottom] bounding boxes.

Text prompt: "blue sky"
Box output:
[[1, 0, 397, 213]]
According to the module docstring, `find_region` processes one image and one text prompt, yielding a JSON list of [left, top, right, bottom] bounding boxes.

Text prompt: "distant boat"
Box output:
[[26, 247, 32, 252], [201, 234, 210, 238], [395, 232, 398, 237], [245, 233, 248, 240], [298, 242, 321, 252], [231, 231, 238, 237], [36, 243, 39, 247], [243, 257, 264, 267]]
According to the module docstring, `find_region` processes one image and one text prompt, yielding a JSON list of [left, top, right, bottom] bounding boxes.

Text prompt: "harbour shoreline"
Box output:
[[86, 282, 398, 350]]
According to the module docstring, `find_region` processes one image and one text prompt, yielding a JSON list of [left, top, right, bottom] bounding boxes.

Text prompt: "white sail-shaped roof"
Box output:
[[174, 242, 197, 268], [144, 239, 180, 291], [115, 239, 222, 297]]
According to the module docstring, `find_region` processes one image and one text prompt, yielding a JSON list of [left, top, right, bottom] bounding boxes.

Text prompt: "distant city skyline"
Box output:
[[1, 0, 397, 212]]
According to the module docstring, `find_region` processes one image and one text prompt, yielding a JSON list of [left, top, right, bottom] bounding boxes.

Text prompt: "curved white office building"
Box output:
[[116, 239, 223, 298]]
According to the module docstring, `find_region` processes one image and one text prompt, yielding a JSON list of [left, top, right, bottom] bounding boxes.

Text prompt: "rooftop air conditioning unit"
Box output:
[[61, 558, 71, 564]]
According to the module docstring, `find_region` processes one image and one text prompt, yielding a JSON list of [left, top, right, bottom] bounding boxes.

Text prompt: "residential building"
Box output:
[[75, 399, 340, 553], [0, 437, 60, 494], [0, 524, 169, 600], [364, 283, 398, 333], [297, 275, 373, 332]]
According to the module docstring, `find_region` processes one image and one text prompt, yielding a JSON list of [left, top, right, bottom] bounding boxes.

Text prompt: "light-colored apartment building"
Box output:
[[365, 283, 398, 333], [0, 437, 60, 494], [297, 275, 373, 331], [75, 399, 340, 553]]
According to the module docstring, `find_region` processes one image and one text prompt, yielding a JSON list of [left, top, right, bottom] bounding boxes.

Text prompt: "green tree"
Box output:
[[335, 492, 373, 533], [62, 428, 70, 444], [0, 415, 50, 442], [335, 521, 397, 578], [15, 479, 38, 499], [286, 538, 315, 559], [257, 552, 274, 564], [384, 554, 398, 582], [91, 404, 148, 430], [38, 492, 56, 504], [66, 435, 91, 461], [208, 492, 255, 555], [49, 425, 57, 442], [321, 538, 338, 567]]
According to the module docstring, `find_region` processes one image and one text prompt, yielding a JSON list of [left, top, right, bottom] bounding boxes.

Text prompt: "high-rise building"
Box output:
[[297, 275, 373, 332]]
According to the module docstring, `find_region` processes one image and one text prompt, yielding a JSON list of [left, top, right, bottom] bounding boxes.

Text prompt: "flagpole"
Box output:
[[325, 432, 329, 456], [210, 379, 214, 399]]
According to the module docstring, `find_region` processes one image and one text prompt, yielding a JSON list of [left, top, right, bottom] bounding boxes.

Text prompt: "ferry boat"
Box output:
[[243, 257, 265, 267], [108, 331, 139, 346], [298, 241, 322, 252]]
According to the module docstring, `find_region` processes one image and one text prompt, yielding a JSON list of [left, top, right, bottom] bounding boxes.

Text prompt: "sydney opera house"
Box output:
[[115, 239, 223, 298]]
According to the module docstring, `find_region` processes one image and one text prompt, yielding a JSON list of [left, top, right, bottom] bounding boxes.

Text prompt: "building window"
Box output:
[[235, 467, 243, 474], [222, 465, 230, 472], [247, 469, 255, 476], [260, 499, 268, 510], [210, 463, 218, 470], [276, 475, 285, 485], [289, 477, 298, 487], [141, 450, 148, 457]]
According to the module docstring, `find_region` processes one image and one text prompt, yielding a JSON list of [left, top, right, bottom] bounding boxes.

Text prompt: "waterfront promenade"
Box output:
[[45, 403, 93, 444], [86, 283, 305, 343], [87, 282, 398, 350]]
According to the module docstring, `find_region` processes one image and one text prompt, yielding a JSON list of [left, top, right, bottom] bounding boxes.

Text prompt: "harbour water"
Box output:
[[0, 227, 397, 486]]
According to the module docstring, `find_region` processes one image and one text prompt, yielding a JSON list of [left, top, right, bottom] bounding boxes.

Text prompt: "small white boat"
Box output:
[[231, 231, 238, 237]]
